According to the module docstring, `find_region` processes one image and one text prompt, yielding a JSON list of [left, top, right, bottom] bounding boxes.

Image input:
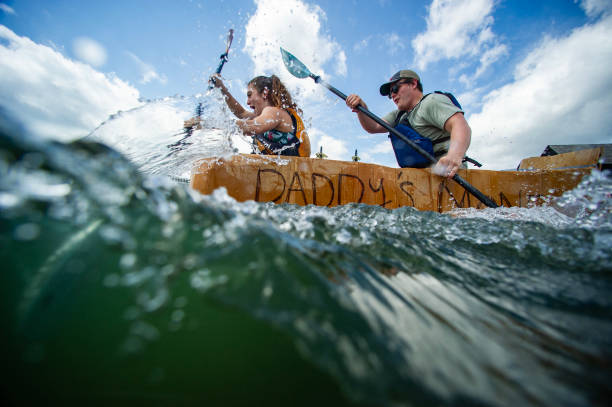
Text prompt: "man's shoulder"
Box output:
[[423, 92, 455, 105], [419, 92, 463, 114]]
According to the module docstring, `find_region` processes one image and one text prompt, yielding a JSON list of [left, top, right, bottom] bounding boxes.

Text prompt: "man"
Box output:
[[345, 70, 471, 178]]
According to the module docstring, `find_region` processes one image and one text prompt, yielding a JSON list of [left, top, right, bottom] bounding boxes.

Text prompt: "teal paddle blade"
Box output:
[[280, 47, 312, 78]]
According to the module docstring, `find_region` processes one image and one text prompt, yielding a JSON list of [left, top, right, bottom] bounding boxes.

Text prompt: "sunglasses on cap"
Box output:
[[388, 80, 410, 98]]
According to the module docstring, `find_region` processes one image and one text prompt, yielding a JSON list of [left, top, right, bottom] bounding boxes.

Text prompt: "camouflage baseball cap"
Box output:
[[379, 70, 421, 96]]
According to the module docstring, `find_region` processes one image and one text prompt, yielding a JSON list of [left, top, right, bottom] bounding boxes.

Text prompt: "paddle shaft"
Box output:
[[185, 29, 234, 137], [209, 29, 234, 89], [310, 74, 498, 209], [208, 53, 229, 89]]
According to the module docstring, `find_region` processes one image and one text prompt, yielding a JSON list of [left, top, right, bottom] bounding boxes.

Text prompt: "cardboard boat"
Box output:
[[190, 147, 604, 213]]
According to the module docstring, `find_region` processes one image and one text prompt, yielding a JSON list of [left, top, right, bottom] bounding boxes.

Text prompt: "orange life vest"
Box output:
[[254, 108, 310, 157]]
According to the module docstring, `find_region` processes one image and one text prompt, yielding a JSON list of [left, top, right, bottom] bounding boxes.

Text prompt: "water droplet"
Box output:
[[124, 306, 140, 320], [131, 320, 160, 341], [262, 284, 273, 298], [120, 253, 137, 269], [171, 309, 185, 323], [174, 296, 188, 308], [122, 336, 144, 354], [0, 192, 20, 209], [14, 223, 40, 241]]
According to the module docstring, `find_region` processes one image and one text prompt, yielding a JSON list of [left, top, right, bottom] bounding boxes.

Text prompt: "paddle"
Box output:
[[182, 29, 234, 139], [208, 28, 234, 89], [280, 47, 498, 209]]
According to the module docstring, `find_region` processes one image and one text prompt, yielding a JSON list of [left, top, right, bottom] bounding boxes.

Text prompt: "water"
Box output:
[[86, 94, 253, 180], [1, 101, 611, 406]]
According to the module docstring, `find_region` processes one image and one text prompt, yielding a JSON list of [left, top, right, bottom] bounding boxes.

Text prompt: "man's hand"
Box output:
[[434, 153, 463, 178], [346, 94, 366, 112], [435, 112, 471, 178], [346, 94, 388, 134]]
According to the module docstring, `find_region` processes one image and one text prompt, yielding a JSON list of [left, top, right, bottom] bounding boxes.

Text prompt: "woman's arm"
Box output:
[[211, 74, 257, 119], [236, 107, 285, 135]]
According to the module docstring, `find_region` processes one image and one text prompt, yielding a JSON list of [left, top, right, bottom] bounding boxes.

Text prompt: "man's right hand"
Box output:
[[346, 94, 367, 112], [346, 94, 388, 134]]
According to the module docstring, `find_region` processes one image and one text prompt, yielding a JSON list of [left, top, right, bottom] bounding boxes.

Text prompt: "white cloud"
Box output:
[[0, 25, 142, 141], [353, 36, 371, 52], [126, 51, 167, 85], [577, 0, 612, 18], [334, 49, 347, 76], [368, 141, 393, 155], [308, 127, 348, 160], [73, 37, 107, 67], [384, 33, 406, 56], [243, 0, 347, 103], [359, 137, 394, 167], [459, 43, 508, 86], [0, 3, 15, 14], [360, 141, 395, 167], [468, 15, 612, 169], [475, 43, 508, 76], [412, 0, 505, 76]]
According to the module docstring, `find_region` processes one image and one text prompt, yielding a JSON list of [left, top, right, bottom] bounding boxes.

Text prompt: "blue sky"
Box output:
[[1, 0, 611, 169]]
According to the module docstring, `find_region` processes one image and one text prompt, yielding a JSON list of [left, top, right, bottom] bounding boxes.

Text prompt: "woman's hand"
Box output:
[[184, 117, 201, 129], [209, 73, 226, 91]]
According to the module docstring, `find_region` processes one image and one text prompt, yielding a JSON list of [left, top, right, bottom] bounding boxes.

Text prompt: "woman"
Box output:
[[196, 74, 310, 157]]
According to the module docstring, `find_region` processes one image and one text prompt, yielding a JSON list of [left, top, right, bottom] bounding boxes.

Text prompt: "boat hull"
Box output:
[[190, 154, 592, 212]]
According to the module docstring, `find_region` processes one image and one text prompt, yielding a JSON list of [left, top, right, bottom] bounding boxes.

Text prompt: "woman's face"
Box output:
[[246, 85, 268, 115]]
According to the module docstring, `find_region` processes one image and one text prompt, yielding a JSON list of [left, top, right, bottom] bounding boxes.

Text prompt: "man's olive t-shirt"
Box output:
[[382, 93, 463, 157]]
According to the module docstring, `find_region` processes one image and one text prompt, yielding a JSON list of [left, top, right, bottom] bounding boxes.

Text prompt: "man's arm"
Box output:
[[436, 112, 471, 178], [345, 94, 388, 134]]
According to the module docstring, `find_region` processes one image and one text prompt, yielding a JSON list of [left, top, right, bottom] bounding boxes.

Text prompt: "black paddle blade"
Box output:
[[280, 47, 312, 79]]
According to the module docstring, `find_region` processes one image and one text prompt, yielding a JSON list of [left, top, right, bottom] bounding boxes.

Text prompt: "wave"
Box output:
[[1, 111, 611, 406]]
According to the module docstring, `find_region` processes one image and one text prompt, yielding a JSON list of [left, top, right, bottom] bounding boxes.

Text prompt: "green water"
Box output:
[[1, 120, 611, 406]]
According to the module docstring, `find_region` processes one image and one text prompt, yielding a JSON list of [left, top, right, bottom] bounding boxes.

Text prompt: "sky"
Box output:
[[1, 0, 611, 170]]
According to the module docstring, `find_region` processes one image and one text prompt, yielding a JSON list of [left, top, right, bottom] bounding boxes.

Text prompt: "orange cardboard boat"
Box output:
[[190, 147, 603, 213]]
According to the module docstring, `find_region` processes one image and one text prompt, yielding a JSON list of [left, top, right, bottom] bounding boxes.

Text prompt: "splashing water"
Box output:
[[87, 92, 253, 180], [1, 104, 611, 406], [450, 170, 611, 230]]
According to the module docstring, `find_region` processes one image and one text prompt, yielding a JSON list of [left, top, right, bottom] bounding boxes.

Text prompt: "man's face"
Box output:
[[389, 80, 414, 110]]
